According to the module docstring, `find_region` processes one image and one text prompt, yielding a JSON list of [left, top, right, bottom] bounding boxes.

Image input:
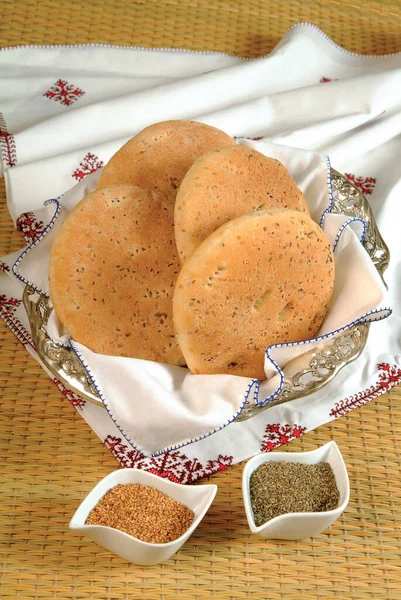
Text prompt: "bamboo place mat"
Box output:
[[1, 1, 401, 599]]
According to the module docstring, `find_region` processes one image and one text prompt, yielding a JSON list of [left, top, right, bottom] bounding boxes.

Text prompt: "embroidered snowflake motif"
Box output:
[[330, 363, 401, 418], [0, 295, 21, 317], [260, 423, 307, 452], [0, 261, 10, 273], [72, 152, 104, 181], [345, 173, 376, 195], [320, 77, 338, 83], [54, 380, 86, 409], [44, 79, 85, 107], [16, 212, 45, 244], [104, 435, 233, 483]]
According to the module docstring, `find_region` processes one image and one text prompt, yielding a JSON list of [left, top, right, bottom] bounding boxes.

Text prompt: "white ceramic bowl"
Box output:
[[69, 468, 217, 565], [242, 441, 349, 540]]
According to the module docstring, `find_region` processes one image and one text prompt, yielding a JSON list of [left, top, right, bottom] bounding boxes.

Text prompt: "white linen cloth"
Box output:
[[1, 24, 401, 476], [8, 144, 389, 455]]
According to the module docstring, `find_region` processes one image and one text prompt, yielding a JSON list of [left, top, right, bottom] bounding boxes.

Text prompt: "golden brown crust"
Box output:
[[175, 145, 309, 262], [49, 184, 185, 365], [173, 209, 334, 380], [98, 120, 234, 206]]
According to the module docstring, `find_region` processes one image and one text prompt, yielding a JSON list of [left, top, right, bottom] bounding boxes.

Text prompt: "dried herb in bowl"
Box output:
[[249, 462, 340, 527], [86, 483, 194, 544]]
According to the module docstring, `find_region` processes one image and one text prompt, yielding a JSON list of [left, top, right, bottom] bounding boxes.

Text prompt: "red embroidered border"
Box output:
[[72, 152, 104, 181], [0, 290, 399, 481], [0, 310, 36, 351], [0, 305, 87, 407], [329, 363, 401, 418], [104, 435, 233, 484], [345, 173, 376, 196], [0, 112, 17, 168], [16, 211, 46, 244], [260, 423, 307, 452]]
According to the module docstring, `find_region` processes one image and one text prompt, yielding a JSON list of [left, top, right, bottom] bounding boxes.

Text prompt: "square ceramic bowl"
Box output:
[[242, 441, 349, 540], [70, 468, 217, 565]]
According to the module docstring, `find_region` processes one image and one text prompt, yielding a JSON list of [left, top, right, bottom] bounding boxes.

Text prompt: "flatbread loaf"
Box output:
[[49, 184, 185, 365], [98, 120, 234, 208], [175, 145, 309, 262], [173, 209, 334, 380]]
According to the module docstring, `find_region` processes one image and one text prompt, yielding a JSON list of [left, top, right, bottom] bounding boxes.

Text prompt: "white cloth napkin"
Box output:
[[1, 24, 401, 477], [8, 141, 389, 455]]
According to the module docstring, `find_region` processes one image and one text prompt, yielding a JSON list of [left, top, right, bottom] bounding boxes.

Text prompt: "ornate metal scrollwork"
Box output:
[[24, 170, 390, 417], [330, 169, 389, 282], [236, 170, 389, 420], [23, 286, 102, 407]]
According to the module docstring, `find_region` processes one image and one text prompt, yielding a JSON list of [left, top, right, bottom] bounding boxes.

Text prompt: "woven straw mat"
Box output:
[[0, 1, 401, 599]]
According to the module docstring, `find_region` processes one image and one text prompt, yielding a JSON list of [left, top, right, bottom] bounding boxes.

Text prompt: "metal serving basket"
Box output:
[[23, 169, 389, 420]]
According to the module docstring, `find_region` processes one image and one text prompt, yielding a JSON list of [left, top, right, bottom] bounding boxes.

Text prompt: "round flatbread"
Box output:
[[173, 210, 334, 380], [49, 184, 185, 365], [98, 120, 234, 207], [175, 145, 309, 262]]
